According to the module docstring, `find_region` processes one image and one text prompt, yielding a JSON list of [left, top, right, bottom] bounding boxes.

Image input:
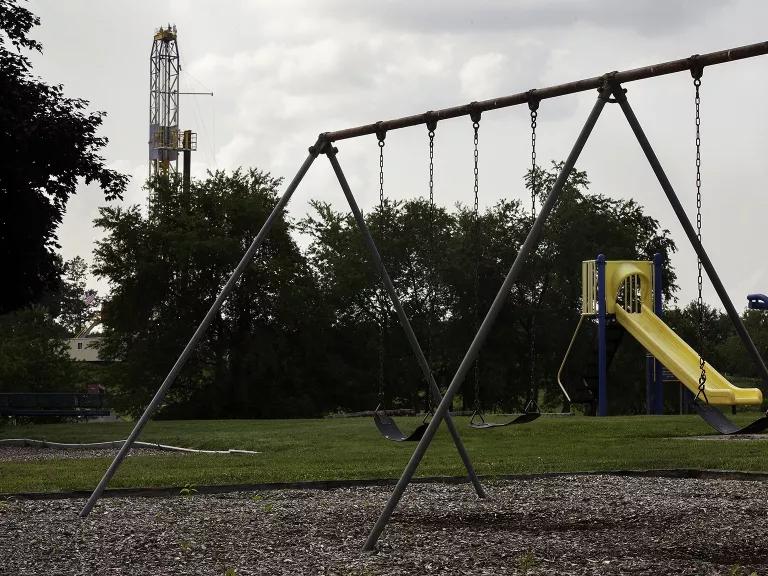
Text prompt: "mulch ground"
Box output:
[[2, 473, 767, 575]]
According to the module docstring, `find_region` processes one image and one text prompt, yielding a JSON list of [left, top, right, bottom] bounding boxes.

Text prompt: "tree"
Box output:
[[300, 198, 454, 411], [0, 305, 77, 393], [0, 0, 127, 314], [94, 170, 328, 418], [718, 309, 768, 380], [57, 256, 100, 336], [301, 162, 678, 415]]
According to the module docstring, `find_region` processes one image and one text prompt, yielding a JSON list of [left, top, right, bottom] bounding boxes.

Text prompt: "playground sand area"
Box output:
[[2, 474, 767, 575]]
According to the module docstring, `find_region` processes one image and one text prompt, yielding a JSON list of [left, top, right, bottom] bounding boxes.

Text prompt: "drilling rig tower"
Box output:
[[148, 25, 197, 201]]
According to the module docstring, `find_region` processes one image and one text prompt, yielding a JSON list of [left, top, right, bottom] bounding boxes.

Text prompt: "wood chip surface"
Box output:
[[2, 475, 767, 575]]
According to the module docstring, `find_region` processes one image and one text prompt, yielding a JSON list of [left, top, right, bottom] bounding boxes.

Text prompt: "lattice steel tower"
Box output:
[[149, 25, 196, 192]]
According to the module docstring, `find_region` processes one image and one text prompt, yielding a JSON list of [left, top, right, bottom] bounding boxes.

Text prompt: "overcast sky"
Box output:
[[27, 0, 768, 309]]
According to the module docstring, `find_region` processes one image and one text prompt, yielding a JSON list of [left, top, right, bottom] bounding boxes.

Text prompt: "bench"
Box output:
[[0, 392, 110, 418]]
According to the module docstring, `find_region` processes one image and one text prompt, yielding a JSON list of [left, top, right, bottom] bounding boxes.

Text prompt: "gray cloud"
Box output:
[[323, 0, 728, 37]]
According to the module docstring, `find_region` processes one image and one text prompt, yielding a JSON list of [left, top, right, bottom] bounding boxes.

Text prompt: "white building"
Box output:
[[67, 336, 102, 362], [66, 317, 104, 362]]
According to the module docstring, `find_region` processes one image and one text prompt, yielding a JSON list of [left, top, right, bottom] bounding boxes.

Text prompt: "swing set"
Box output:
[[374, 94, 547, 438], [81, 41, 768, 550]]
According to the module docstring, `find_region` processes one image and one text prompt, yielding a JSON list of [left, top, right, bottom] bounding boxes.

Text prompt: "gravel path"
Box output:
[[2, 475, 767, 575]]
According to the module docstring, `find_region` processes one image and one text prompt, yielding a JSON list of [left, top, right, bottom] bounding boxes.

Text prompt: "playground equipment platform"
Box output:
[[582, 259, 763, 407]]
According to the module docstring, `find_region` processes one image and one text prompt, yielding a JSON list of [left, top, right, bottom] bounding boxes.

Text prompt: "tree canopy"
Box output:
[[0, 0, 127, 313], [94, 170, 330, 418], [92, 163, 686, 417]]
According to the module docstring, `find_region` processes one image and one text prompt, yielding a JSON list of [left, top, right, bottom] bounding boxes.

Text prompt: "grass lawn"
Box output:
[[1, 414, 767, 494]]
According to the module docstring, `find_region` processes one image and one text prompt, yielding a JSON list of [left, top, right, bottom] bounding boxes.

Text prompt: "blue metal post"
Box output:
[[653, 253, 665, 414], [645, 353, 654, 415], [597, 254, 608, 417]]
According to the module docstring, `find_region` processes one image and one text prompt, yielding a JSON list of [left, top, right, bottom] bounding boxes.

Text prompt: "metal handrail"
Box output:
[[556, 315, 586, 404]]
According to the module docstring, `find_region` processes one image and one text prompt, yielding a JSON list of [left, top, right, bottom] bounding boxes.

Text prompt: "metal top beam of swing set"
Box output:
[[324, 40, 768, 142]]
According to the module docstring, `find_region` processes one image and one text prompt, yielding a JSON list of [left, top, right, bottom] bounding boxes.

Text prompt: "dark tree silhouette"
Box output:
[[0, 0, 127, 313]]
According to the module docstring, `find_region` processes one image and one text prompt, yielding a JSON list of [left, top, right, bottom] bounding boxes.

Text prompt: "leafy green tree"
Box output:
[[0, 305, 77, 392], [712, 308, 768, 380], [0, 0, 127, 314], [94, 170, 328, 418], [440, 163, 677, 414], [301, 162, 677, 415], [665, 302, 732, 368], [56, 256, 100, 336], [300, 198, 454, 411]]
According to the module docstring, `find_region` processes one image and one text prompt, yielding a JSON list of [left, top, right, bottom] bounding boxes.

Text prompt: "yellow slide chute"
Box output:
[[603, 261, 763, 407]]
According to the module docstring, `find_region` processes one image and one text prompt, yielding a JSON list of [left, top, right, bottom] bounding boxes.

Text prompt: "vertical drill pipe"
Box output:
[[612, 85, 768, 386], [182, 130, 192, 198], [362, 92, 608, 551], [79, 140, 325, 518], [597, 254, 608, 417], [325, 148, 486, 499]]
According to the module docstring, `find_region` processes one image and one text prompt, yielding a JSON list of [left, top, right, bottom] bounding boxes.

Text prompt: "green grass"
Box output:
[[1, 414, 767, 494]]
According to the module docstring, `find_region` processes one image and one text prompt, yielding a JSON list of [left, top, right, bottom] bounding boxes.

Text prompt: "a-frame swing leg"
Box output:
[[325, 146, 487, 500], [79, 139, 327, 518], [610, 82, 768, 384], [361, 88, 611, 551]]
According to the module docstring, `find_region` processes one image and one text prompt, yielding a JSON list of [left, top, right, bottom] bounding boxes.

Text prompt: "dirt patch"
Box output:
[[672, 434, 768, 442], [0, 445, 188, 461], [1, 475, 766, 575]]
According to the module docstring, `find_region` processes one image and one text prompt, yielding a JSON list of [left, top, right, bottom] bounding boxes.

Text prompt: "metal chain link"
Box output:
[[530, 106, 538, 216], [529, 310, 537, 407], [472, 119, 481, 413], [376, 132, 386, 403], [379, 138, 385, 212], [377, 321, 385, 402], [692, 68, 708, 402], [427, 126, 436, 410], [528, 98, 539, 410]]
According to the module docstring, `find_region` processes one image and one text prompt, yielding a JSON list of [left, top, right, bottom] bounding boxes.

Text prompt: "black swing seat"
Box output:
[[694, 401, 768, 435], [469, 400, 542, 429], [373, 410, 429, 442]]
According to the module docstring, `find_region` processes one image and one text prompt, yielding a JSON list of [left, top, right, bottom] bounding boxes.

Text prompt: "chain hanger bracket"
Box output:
[[425, 110, 438, 133], [689, 54, 704, 81], [469, 101, 482, 125], [527, 89, 540, 112]]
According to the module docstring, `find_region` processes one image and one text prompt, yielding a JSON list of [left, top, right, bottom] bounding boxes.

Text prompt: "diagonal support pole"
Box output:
[[325, 146, 486, 499], [79, 138, 326, 518], [610, 83, 768, 385], [361, 89, 610, 551]]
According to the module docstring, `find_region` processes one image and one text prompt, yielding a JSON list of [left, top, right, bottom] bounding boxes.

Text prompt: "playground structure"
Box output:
[[81, 41, 768, 549], [748, 294, 768, 310], [559, 256, 765, 417]]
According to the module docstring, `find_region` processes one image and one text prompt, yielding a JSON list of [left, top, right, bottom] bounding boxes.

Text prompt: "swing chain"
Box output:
[[426, 115, 437, 410], [528, 92, 541, 411], [376, 124, 387, 404], [690, 57, 708, 402], [529, 310, 537, 409], [528, 91, 540, 216], [376, 124, 386, 211], [471, 110, 482, 414], [377, 321, 385, 403]]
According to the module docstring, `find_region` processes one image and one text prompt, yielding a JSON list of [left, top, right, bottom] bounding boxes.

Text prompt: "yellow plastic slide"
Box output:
[[615, 306, 763, 406]]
